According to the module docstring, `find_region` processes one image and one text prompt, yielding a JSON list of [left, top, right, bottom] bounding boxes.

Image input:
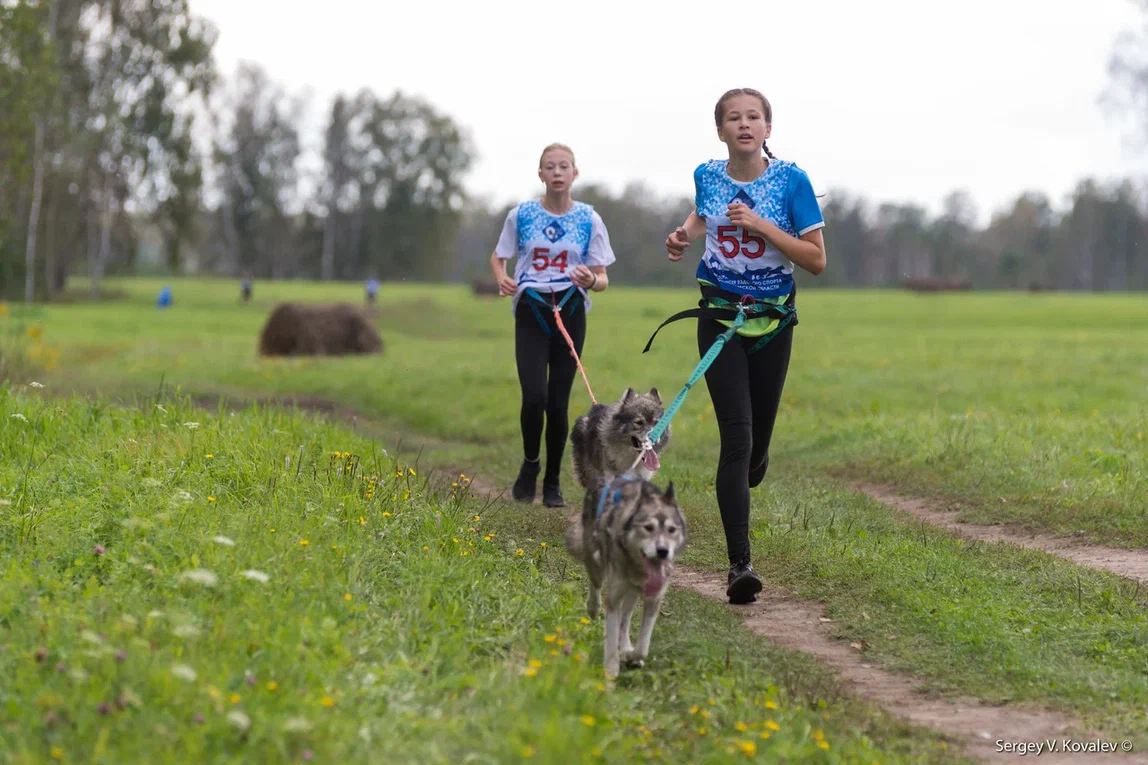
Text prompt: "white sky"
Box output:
[[191, 0, 1148, 225]]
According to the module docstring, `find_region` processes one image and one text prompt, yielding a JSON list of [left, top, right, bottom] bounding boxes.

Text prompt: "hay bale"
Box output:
[[258, 303, 383, 357], [471, 276, 501, 297]]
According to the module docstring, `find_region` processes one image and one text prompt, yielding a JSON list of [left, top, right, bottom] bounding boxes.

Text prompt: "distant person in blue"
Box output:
[[365, 278, 379, 305], [489, 143, 616, 508], [240, 277, 252, 302], [157, 285, 172, 308], [664, 88, 827, 604]]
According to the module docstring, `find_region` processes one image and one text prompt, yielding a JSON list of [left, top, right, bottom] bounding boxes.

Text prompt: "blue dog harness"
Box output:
[[595, 473, 645, 518]]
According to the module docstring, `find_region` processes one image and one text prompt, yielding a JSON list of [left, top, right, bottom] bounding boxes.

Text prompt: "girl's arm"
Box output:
[[490, 251, 518, 296], [572, 264, 608, 291], [666, 210, 706, 261], [727, 204, 826, 276]]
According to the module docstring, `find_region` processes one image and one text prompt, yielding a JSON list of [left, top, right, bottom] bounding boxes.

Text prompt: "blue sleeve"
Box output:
[[788, 166, 824, 236], [693, 162, 708, 217]]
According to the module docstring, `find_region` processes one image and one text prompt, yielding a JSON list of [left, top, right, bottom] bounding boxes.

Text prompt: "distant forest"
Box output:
[[3, 0, 1148, 299]]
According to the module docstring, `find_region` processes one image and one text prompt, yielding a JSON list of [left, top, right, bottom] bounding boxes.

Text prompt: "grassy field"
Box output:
[[0, 387, 954, 764], [3, 276, 1148, 757]]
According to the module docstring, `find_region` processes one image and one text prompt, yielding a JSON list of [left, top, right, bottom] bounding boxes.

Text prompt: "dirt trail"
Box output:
[[857, 483, 1148, 586], [164, 392, 1146, 763], [450, 471, 1138, 764]]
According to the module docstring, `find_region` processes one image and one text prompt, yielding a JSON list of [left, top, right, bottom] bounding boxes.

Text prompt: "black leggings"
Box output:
[[514, 290, 586, 484], [698, 318, 794, 564]]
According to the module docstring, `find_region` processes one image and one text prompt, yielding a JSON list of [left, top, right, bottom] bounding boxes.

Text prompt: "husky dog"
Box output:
[[564, 474, 687, 678], [569, 388, 671, 488]]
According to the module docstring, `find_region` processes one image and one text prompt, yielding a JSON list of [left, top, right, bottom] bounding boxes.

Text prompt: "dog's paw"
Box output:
[[604, 661, 620, 679]]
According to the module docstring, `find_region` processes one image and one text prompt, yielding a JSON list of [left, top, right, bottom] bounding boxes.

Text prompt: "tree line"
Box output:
[[3, 0, 1147, 299]]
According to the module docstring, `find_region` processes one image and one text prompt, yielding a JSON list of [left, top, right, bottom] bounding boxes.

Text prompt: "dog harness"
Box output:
[[595, 473, 646, 518]]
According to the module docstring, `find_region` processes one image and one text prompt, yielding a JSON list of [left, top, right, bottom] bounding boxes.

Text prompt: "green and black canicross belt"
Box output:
[[642, 284, 799, 355]]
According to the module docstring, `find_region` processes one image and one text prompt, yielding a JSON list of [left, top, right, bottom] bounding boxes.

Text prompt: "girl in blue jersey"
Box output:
[[665, 88, 827, 604], [490, 143, 617, 508]]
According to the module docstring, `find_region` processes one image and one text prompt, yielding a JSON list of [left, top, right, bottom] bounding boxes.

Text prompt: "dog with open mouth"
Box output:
[[569, 387, 671, 489], [564, 473, 687, 678]]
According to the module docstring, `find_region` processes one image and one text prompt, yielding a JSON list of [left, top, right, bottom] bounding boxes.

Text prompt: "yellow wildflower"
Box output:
[[344, 593, 352, 602], [320, 696, 335, 708], [207, 496, 216, 503], [205, 454, 214, 459], [581, 715, 596, 727], [50, 747, 64, 760], [544, 634, 557, 643], [735, 722, 748, 732], [299, 539, 309, 547], [580, 617, 590, 625], [521, 746, 535, 758], [760, 732, 772, 740], [359, 517, 366, 526], [382, 511, 391, 517], [229, 694, 241, 704], [524, 667, 538, 678], [765, 720, 780, 731], [266, 682, 278, 691], [818, 741, 830, 750], [689, 705, 699, 715], [529, 660, 543, 669], [516, 548, 525, 557], [737, 740, 757, 756], [765, 700, 778, 710]]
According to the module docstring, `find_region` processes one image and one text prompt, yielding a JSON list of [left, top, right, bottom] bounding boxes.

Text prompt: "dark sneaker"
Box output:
[[726, 559, 762, 604], [542, 480, 566, 508], [512, 459, 540, 503]]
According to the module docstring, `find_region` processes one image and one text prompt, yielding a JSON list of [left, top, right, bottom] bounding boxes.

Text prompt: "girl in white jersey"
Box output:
[[490, 143, 617, 508], [665, 88, 828, 604]]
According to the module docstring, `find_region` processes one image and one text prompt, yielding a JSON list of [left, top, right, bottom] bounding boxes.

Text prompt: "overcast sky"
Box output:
[[192, 0, 1147, 225]]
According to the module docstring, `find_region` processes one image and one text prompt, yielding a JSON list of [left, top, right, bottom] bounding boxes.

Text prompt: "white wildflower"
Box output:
[[240, 570, 269, 583], [147, 610, 165, 620], [282, 717, 313, 733], [29, 382, 44, 389], [212, 535, 236, 547], [184, 422, 199, 430], [155, 404, 167, 414], [178, 569, 218, 587], [172, 624, 201, 638], [10, 413, 28, 423], [172, 490, 193, 503], [171, 663, 197, 682], [80, 629, 103, 645], [227, 710, 251, 731]]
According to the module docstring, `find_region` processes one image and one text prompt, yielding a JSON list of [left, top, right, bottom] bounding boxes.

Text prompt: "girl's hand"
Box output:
[[570, 265, 599, 289], [498, 276, 518, 296], [665, 227, 690, 262], [726, 202, 766, 234]]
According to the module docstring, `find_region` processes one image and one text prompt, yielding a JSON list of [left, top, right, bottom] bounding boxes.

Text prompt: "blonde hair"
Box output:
[[539, 142, 576, 168]]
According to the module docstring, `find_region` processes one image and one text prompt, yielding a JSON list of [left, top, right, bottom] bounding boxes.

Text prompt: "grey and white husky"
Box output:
[[569, 387, 672, 488], [564, 474, 688, 678]]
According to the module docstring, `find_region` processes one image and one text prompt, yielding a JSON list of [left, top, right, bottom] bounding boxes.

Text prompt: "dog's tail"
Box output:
[[564, 520, 586, 562]]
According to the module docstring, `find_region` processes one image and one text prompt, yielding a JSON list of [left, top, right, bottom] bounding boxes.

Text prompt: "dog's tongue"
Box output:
[[643, 558, 667, 597], [642, 447, 660, 473]]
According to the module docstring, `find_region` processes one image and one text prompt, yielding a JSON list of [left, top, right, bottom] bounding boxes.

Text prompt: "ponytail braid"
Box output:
[[762, 140, 776, 160]]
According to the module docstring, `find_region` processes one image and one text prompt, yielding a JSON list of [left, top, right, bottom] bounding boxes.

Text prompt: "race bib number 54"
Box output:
[[531, 247, 570, 274]]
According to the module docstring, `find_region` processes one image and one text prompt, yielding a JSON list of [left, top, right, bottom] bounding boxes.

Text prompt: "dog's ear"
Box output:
[[621, 387, 635, 403], [663, 480, 675, 502], [649, 387, 660, 402]]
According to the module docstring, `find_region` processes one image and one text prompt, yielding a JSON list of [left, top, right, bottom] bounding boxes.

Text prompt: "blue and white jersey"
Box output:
[[693, 159, 824, 299], [494, 200, 616, 314]]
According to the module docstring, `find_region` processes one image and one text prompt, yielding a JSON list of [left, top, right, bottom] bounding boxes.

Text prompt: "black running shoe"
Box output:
[[512, 459, 540, 503], [542, 480, 566, 508], [726, 559, 763, 604]]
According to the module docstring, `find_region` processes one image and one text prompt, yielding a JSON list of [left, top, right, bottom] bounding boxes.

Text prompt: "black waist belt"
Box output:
[[642, 284, 799, 355]]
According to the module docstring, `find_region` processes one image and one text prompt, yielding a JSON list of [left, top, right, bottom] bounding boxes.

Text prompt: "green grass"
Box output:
[[6, 276, 1148, 748], [0, 387, 958, 764]]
